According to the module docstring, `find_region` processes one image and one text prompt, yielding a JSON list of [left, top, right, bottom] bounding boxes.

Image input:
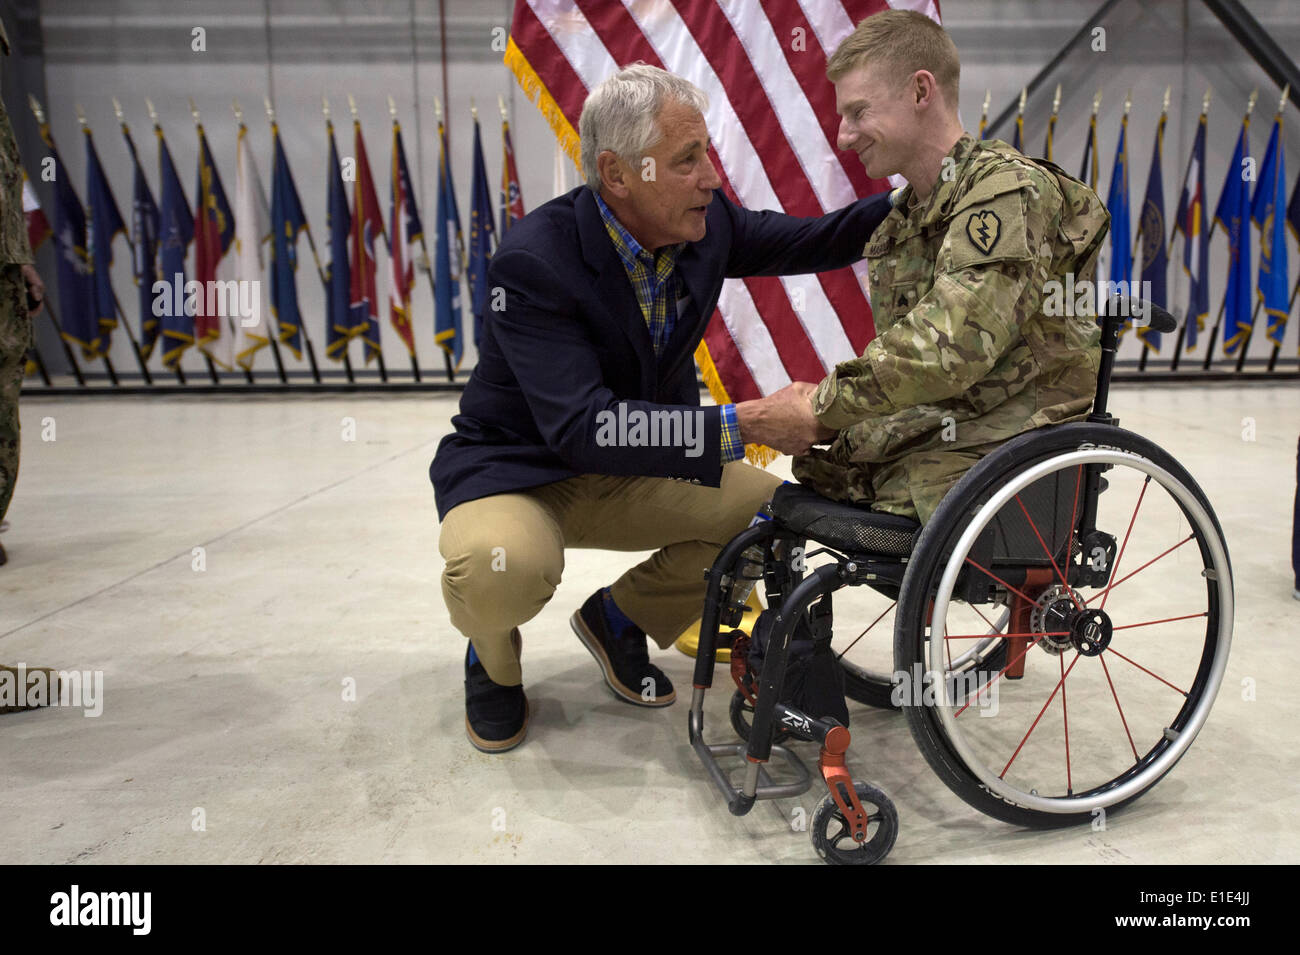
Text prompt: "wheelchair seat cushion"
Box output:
[[770, 483, 921, 557]]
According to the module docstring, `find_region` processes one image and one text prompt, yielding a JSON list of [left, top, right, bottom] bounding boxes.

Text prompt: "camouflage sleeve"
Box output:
[[811, 168, 1062, 430]]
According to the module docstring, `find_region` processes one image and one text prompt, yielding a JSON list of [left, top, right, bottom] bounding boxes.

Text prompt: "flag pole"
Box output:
[[1234, 85, 1285, 373], [389, 95, 422, 382], [143, 98, 191, 384], [26, 345, 51, 386], [425, 96, 455, 382], [228, 100, 260, 385], [1257, 84, 1290, 373], [113, 97, 167, 386], [1202, 88, 1257, 370], [1044, 84, 1060, 160], [263, 99, 320, 384], [977, 89, 989, 139], [1169, 88, 1212, 372], [187, 99, 223, 385], [251, 100, 288, 384], [348, 94, 388, 383], [1135, 86, 1170, 373], [29, 95, 118, 386], [319, 97, 353, 384], [79, 106, 153, 385]]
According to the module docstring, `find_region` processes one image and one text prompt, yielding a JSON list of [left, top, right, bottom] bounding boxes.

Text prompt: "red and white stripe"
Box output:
[[509, 0, 940, 402]]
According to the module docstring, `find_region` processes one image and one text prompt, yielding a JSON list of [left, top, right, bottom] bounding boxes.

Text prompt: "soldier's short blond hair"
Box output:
[[826, 10, 960, 111]]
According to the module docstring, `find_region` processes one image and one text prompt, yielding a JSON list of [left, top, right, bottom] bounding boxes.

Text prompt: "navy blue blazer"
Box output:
[[431, 185, 893, 521]]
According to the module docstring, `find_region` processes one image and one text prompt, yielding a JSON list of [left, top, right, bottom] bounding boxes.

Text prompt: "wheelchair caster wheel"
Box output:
[[811, 781, 898, 865], [729, 689, 794, 745]]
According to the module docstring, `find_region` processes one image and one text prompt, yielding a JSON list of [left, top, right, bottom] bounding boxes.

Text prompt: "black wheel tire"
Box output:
[[895, 422, 1232, 829], [811, 781, 899, 865]]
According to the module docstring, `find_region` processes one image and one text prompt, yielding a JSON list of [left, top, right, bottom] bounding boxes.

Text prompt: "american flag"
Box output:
[[505, 0, 940, 422]]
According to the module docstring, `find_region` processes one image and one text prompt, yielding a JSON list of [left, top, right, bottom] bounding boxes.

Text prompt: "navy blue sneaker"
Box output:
[[464, 633, 528, 753], [570, 590, 675, 707]]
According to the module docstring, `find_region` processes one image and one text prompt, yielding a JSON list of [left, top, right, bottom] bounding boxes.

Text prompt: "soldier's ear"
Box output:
[[911, 70, 938, 110]]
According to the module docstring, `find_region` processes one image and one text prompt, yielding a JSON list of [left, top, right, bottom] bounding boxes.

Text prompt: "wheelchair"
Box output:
[[688, 298, 1234, 865]]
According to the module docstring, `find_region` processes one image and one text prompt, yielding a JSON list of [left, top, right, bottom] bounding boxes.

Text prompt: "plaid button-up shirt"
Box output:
[[594, 191, 743, 463]]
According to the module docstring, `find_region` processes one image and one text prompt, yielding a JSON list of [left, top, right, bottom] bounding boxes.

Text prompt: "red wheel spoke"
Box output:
[[1085, 534, 1196, 606], [1112, 611, 1209, 631], [1060, 652, 1072, 795], [1099, 654, 1140, 762], [1000, 652, 1081, 778], [835, 600, 896, 661], [954, 633, 1049, 717], [945, 631, 1068, 641], [1105, 646, 1189, 696], [1102, 475, 1151, 612], [1015, 492, 1081, 611], [970, 602, 1004, 633], [963, 557, 1042, 607]]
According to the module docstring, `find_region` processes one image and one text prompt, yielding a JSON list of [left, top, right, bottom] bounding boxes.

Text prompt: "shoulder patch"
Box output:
[[965, 210, 1002, 255]]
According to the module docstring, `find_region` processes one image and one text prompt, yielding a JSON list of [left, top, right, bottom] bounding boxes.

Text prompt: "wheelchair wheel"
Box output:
[[811, 780, 898, 865], [895, 423, 1233, 828]]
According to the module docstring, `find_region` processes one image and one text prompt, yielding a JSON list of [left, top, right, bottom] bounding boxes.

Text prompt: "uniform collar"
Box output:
[[893, 133, 980, 228]]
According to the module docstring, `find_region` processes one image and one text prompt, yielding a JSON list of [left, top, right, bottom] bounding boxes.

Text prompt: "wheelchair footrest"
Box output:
[[692, 738, 814, 815]]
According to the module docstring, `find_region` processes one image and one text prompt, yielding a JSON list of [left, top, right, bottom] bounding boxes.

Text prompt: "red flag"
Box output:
[[349, 120, 385, 362], [22, 172, 52, 251], [388, 121, 419, 357], [504, 0, 931, 436], [500, 118, 525, 235], [193, 124, 235, 357]]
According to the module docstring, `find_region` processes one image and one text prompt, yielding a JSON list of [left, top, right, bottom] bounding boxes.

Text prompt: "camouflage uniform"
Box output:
[[793, 134, 1109, 524], [0, 18, 35, 527]]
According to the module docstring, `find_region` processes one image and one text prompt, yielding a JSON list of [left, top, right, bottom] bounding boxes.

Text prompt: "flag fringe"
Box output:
[[504, 38, 581, 172], [693, 339, 778, 469]]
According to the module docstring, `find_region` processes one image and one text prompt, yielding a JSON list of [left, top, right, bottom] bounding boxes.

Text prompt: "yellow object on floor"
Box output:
[[674, 590, 764, 662]]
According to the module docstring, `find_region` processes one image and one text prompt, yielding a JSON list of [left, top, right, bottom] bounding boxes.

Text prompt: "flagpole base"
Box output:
[[673, 590, 763, 662]]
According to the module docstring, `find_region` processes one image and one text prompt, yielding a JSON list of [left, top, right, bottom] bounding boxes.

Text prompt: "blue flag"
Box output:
[[1215, 120, 1253, 356], [41, 135, 95, 359], [122, 127, 160, 359], [1136, 113, 1168, 352], [1251, 116, 1289, 347], [1106, 114, 1132, 323], [325, 121, 353, 361], [1289, 165, 1300, 246], [270, 123, 309, 360], [84, 131, 126, 358], [467, 115, 496, 348], [1173, 115, 1210, 351], [434, 121, 465, 370], [157, 129, 194, 368]]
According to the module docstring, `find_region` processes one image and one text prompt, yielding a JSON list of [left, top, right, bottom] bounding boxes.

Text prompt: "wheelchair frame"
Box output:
[[687, 298, 1235, 864]]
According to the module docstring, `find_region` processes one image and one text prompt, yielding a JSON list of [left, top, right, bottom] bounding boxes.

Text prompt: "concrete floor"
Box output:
[[0, 382, 1296, 864]]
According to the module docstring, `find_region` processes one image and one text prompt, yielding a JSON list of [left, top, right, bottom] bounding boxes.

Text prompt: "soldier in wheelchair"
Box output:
[[690, 11, 1234, 865]]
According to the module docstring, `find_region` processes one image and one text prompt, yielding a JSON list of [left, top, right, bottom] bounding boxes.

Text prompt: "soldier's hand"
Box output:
[[21, 264, 44, 317], [735, 381, 837, 455]]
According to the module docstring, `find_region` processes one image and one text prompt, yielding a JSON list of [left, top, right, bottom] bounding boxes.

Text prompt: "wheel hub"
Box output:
[[1069, 607, 1112, 656], [1033, 585, 1112, 657]]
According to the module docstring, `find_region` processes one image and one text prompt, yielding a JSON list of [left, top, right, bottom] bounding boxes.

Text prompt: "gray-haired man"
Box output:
[[431, 64, 893, 752]]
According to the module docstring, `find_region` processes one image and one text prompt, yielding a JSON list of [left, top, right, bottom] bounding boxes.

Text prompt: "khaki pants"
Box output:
[[439, 462, 782, 686]]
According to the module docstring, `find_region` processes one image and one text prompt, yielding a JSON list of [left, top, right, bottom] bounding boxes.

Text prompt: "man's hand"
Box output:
[[735, 380, 837, 455], [21, 264, 44, 317]]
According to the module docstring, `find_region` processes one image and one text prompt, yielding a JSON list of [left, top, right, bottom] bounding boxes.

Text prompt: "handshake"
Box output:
[[734, 381, 837, 457]]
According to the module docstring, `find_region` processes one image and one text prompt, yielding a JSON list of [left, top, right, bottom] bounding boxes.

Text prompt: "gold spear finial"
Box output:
[[189, 98, 201, 125], [388, 95, 397, 120], [1092, 89, 1102, 115], [75, 104, 88, 128], [347, 93, 358, 121], [112, 97, 125, 124], [1052, 83, 1061, 114], [28, 94, 46, 126], [1278, 83, 1290, 114], [1162, 85, 1171, 115], [146, 97, 158, 125], [1017, 87, 1026, 115], [264, 96, 275, 122], [434, 96, 443, 123], [232, 98, 243, 125], [1246, 88, 1258, 116], [1202, 87, 1212, 115], [1123, 90, 1132, 116], [322, 96, 331, 121], [980, 89, 990, 117], [498, 94, 508, 122], [471, 98, 478, 122]]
